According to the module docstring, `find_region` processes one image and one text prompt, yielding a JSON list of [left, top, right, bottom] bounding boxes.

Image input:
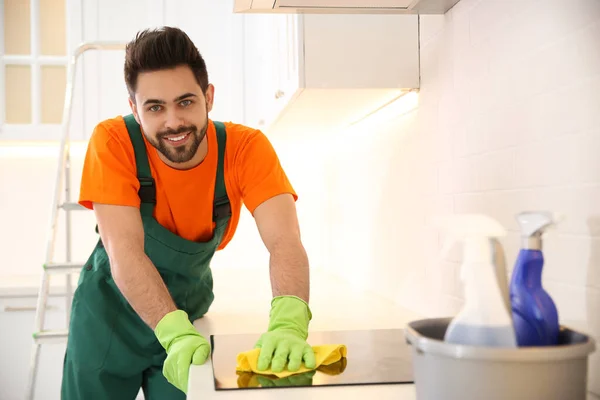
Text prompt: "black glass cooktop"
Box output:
[[210, 328, 414, 390]]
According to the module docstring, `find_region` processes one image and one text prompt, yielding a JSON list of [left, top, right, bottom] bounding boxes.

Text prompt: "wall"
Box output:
[[319, 0, 600, 395]]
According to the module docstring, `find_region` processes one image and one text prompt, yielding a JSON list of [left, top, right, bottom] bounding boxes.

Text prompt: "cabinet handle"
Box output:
[[275, 90, 285, 99]]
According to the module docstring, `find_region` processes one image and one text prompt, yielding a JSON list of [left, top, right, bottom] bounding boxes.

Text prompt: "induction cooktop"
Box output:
[[210, 328, 414, 390]]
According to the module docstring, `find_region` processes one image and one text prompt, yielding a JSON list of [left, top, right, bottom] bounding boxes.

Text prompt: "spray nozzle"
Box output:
[[431, 214, 507, 268], [516, 211, 564, 250], [516, 211, 564, 237]]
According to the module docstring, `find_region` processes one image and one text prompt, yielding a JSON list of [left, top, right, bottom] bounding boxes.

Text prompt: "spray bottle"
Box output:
[[510, 211, 562, 347], [437, 214, 517, 348]]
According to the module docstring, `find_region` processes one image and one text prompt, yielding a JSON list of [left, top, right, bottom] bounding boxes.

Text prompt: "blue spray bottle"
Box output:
[[510, 211, 562, 347]]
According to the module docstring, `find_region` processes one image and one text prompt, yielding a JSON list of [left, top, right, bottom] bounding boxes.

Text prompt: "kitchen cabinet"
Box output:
[[241, 12, 420, 136], [242, 14, 300, 130], [274, 16, 302, 115], [233, 0, 461, 14]]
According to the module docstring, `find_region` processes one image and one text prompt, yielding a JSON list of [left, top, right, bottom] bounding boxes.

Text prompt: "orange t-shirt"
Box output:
[[78, 116, 297, 250]]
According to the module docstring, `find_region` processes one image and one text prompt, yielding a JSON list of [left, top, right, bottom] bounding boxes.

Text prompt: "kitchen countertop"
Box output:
[[4, 266, 598, 399], [188, 267, 423, 399]]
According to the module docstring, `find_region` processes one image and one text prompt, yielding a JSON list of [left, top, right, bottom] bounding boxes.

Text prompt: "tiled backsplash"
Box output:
[[321, 0, 600, 395]]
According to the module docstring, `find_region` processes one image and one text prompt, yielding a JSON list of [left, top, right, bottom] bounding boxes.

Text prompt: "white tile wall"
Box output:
[[321, 0, 600, 395]]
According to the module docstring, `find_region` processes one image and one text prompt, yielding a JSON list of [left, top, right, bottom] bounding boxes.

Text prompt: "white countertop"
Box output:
[[188, 267, 422, 399], [4, 266, 598, 400]]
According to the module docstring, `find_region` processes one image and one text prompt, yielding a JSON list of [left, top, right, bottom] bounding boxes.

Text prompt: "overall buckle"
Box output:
[[138, 177, 156, 204]]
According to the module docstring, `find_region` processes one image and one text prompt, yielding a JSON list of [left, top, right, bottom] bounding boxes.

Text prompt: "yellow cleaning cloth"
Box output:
[[236, 344, 347, 379]]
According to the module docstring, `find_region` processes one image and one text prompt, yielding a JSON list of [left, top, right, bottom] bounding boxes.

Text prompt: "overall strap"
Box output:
[[123, 114, 156, 217], [212, 121, 231, 222]]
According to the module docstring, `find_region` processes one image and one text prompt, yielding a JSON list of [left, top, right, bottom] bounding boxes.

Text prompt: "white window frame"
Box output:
[[0, 0, 82, 142]]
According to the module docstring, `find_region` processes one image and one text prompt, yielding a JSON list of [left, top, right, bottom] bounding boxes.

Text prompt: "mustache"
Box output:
[[156, 125, 197, 138]]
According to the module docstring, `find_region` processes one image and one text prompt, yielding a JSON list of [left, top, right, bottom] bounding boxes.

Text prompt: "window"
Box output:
[[0, 0, 70, 141]]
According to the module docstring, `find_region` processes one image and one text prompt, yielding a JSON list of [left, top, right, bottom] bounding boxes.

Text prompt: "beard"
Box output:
[[149, 119, 208, 164]]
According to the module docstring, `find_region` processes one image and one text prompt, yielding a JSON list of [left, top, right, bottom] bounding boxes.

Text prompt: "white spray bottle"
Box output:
[[437, 214, 517, 348]]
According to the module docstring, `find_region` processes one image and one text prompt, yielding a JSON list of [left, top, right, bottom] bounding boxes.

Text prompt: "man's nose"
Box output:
[[164, 109, 186, 131]]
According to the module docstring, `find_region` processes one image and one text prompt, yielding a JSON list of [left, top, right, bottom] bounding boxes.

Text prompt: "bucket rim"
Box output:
[[405, 318, 597, 362]]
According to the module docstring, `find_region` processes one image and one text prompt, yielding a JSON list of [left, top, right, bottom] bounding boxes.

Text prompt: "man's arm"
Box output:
[[94, 203, 177, 329], [252, 193, 310, 303]]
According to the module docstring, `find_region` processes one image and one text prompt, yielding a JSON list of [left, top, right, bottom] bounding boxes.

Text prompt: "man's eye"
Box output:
[[180, 100, 192, 107], [149, 105, 161, 112]]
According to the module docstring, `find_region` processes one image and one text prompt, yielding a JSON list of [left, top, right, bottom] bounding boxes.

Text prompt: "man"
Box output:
[[61, 26, 315, 399]]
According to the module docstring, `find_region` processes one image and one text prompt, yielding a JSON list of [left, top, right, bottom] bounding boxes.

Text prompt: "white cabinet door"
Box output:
[[242, 14, 279, 130], [241, 13, 420, 136], [272, 15, 301, 119], [242, 13, 301, 131]]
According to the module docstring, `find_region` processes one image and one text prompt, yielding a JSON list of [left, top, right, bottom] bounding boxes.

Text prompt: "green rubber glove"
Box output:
[[154, 310, 210, 394], [254, 295, 316, 373]]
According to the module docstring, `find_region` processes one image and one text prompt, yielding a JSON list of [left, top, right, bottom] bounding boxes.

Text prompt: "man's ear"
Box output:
[[205, 84, 215, 113], [128, 96, 141, 124]]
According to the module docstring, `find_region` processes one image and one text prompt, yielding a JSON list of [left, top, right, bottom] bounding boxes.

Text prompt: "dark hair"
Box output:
[[124, 26, 209, 100]]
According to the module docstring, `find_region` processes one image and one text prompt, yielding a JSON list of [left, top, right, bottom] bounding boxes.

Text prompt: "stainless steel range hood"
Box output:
[[234, 0, 461, 14]]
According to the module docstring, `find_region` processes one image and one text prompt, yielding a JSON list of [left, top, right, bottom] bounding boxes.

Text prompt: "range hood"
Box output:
[[235, 0, 461, 14]]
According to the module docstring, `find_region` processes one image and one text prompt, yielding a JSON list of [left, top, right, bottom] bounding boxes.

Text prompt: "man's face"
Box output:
[[130, 65, 214, 167]]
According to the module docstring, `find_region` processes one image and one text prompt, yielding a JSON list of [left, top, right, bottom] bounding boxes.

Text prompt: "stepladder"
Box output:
[[26, 41, 127, 400]]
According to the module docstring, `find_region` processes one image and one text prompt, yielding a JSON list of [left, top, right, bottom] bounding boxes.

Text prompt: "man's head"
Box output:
[[124, 27, 214, 168]]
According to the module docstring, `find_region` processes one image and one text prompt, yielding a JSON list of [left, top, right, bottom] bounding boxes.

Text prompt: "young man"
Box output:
[[61, 26, 315, 399]]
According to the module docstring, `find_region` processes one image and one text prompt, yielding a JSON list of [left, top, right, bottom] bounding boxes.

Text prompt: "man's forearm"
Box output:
[[269, 239, 310, 303], [110, 249, 177, 329]]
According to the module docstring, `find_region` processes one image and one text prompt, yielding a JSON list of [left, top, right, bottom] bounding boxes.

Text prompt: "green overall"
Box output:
[[61, 115, 231, 399]]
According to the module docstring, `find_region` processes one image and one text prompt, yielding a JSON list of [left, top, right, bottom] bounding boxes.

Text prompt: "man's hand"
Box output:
[[154, 310, 210, 393], [255, 330, 315, 372], [254, 295, 315, 373], [252, 195, 314, 372]]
